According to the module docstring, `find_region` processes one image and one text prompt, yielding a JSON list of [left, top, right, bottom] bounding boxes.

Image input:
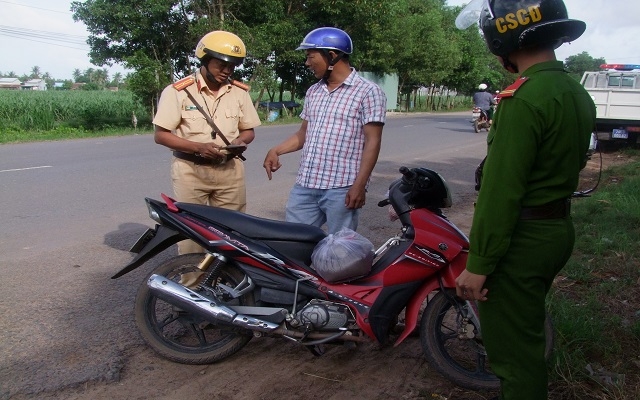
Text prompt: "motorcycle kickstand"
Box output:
[[305, 344, 326, 356]]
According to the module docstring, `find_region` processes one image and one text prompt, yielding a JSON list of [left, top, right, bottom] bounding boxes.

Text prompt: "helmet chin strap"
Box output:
[[200, 64, 224, 88], [322, 51, 345, 82], [501, 55, 519, 74]]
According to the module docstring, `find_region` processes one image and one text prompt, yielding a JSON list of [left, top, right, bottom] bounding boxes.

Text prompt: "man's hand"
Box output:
[[263, 149, 281, 180], [345, 185, 366, 209], [455, 269, 489, 301], [194, 142, 225, 162]]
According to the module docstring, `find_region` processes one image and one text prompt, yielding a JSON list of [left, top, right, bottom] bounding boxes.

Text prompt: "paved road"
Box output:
[[0, 112, 487, 398]]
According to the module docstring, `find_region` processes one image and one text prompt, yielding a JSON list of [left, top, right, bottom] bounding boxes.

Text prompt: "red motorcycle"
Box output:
[[113, 166, 552, 391]]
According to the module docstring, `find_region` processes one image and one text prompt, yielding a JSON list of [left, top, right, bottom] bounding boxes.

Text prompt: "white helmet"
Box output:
[[478, 83, 487, 90]]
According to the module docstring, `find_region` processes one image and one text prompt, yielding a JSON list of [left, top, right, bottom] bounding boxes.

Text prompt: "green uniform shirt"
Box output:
[[466, 60, 596, 275]]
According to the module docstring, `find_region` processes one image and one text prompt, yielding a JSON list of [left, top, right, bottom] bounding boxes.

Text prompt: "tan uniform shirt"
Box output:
[[153, 70, 261, 145]]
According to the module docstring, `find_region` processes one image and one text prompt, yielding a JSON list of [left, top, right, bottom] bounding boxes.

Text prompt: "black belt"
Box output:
[[172, 151, 233, 165], [520, 198, 571, 220]]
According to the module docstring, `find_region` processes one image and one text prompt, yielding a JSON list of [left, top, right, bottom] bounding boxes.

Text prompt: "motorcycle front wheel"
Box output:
[[420, 289, 554, 391], [134, 253, 255, 364]]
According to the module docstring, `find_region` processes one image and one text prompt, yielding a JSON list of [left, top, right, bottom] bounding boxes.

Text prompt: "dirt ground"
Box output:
[[12, 149, 633, 400]]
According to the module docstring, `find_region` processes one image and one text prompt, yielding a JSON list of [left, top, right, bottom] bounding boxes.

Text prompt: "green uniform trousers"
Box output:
[[479, 217, 575, 400]]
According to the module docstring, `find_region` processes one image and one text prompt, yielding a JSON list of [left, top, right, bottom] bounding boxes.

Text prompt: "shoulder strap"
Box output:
[[498, 77, 529, 100], [231, 79, 250, 91], [183, 88, 246, 161], [173, 76, 196, 91]]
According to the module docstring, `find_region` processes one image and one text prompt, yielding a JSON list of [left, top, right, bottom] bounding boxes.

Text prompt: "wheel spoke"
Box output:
[[439, 328, 458, 341], [157, 313, 180, 330], [189, 323, 209, 346]]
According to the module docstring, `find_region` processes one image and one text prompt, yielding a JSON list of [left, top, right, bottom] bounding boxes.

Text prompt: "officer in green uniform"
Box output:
[[454, 1, 596, 399]]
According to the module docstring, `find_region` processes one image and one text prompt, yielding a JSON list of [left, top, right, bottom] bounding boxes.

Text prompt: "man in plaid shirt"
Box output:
[[263, 27, 387, 233]]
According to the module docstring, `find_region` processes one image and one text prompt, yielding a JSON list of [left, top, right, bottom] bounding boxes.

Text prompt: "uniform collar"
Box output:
[[195, 70, 231, 96], [520, 60, 565, 77]]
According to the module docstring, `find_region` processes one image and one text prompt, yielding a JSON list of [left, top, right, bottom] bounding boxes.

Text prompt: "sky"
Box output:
[[446, 0, 640, 65], [1, 0, 639, 81], [0, 0, 129, 80]]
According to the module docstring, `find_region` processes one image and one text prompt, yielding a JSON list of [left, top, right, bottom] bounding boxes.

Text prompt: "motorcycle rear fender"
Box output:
[[111, 225, 183, 279]]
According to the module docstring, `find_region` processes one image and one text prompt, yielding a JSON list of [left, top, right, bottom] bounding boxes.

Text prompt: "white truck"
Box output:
[[580, 64, 640, 145]]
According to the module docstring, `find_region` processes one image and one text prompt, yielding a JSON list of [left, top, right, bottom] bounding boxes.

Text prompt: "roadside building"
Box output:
[[0, 77, 22, 90], [22, 79, 47, 90]]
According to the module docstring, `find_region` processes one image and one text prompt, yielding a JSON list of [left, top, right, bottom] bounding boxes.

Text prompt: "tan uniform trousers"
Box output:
[[171, 157, 246, 254]]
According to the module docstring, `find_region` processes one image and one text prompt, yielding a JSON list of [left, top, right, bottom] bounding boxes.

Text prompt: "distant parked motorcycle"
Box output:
[[471, 107, 491, 133]]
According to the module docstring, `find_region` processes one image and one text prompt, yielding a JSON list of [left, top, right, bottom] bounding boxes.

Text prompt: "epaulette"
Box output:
[[231, 79, 250, 91], [498, 77, 529, 100], [172, 76, 196, 91]]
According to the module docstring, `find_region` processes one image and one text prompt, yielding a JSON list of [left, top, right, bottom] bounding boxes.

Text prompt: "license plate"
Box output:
[[612, 129, 628, 139], [129, 228, 156, 253]]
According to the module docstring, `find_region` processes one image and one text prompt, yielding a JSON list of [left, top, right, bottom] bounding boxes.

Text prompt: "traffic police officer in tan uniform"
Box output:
[[454, 0, 596, 399], [153, 31, 261, 254]]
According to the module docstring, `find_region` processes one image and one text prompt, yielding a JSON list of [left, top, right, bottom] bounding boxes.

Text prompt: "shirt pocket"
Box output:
[[180, 110, 208, 135], [224, 108, 242, 120]]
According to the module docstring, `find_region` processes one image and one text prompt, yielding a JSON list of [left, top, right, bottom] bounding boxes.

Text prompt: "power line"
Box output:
[[0, 0, 71, 15], [0, 25, 88, 43], [0, 25, 89, 50], [0, 32, 89, 50]]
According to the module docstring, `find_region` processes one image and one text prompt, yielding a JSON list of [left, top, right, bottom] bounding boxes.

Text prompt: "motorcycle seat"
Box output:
[[176, 202, 327, 243]]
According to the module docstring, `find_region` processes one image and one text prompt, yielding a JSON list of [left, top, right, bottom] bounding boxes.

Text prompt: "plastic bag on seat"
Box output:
[[311, 228, 374, 283]]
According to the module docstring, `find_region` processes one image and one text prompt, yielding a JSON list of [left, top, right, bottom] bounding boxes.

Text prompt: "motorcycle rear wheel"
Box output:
[[134, 253, 254, 364], [420, 289, 554, 391], [473, 120, 480, 133]]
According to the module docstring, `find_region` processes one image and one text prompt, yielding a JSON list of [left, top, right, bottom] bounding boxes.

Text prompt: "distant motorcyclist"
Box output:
[[493, 90, 501, 105], [473, 83, 496, 123]]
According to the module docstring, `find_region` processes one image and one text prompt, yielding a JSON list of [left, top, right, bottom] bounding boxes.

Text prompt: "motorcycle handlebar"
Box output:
[[399, 166, 416, 180]]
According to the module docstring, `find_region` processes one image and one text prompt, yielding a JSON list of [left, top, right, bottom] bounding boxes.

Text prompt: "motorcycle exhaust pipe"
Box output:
[[147, 274, 280, 333]]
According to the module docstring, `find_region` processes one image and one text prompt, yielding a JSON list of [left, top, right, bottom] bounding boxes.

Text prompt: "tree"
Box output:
[[72, 69, 82, 82], [124, 51, 173, 116], [110, 72, 123, 87], [89, 68, 110, 87], [564, 51, 606, 81], [30, 66, 42, 79], [70, 0, 526, 114], [386, 0, 461, 108]]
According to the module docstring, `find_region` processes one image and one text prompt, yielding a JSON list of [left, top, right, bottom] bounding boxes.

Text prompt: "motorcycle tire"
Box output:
[[134, 253, 255, 364], [419, 289, 554, 391], [473, 120, 480, 133]]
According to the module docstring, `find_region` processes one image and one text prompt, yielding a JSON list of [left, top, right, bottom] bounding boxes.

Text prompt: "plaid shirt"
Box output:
[[297, 69, 386, 189]]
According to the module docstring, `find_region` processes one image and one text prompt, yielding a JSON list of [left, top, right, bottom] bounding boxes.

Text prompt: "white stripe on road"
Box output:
[[0, 166, 52, 173]]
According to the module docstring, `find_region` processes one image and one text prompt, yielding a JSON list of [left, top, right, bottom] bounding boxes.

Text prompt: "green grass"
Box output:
[[0, 88, 472, 143], [0, 90, 149, 143], [548, 149, 640, 399]]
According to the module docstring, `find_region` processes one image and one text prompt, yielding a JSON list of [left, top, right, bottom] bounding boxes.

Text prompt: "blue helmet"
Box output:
[[296, 27, 353, 54]]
